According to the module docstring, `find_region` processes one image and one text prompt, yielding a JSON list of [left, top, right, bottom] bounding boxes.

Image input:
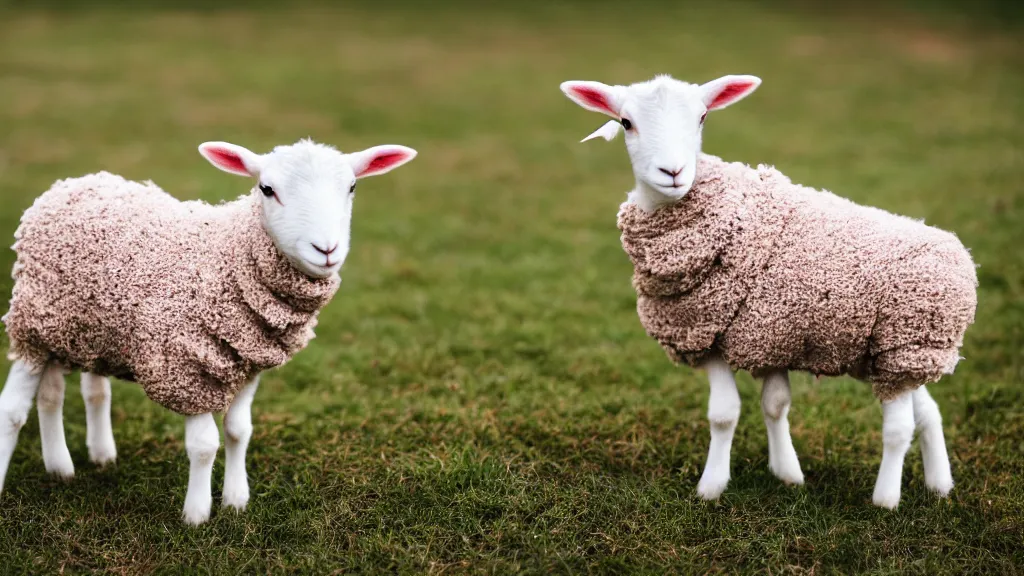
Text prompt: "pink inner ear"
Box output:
[[364, 152, 408, 175], [572, 86, 615, 115], [207, 148, 247, 173], [709, 82, 755, 109]]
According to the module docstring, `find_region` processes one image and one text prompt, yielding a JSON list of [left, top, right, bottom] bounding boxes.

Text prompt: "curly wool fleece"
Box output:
[[617, 154, 977, 400], [3, 172, 339, 415]]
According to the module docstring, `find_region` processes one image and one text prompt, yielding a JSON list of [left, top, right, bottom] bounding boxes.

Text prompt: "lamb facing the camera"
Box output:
[[561, 74, 976, 509], [1, 138, 417, 525]]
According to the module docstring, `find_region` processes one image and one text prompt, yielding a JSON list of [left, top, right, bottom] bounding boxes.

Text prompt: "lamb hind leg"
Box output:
[[912, 386, 953, 496], [0, 360, 44, 493], [37, 364, 74, 479], [222, 376, 259, 511], [81, 373, 116, 465], [872, 391, 914, 509], [761, 371, 804, 485], [697, 355, 741, 500]]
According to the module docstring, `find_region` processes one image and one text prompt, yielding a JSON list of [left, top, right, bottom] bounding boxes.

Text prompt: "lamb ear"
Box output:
[[348, 145, 418, 179], [198, 142, 261, 177], [699, 75, 762, 111], [560, 80, 623, 119], [581, 120, 623, 143]]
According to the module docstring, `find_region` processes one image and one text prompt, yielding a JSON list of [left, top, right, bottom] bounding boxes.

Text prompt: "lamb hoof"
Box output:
[[89, 445, 117, 467], [926, 474, 954, 498], [182, 500, 212, 526], [697, 472, 729, 500], [222, 488, 250, 512], [872, 486, 901, 510], [50, 469, 75, 481], [769, 459, 805, 486], [44, 453, 75, 480]]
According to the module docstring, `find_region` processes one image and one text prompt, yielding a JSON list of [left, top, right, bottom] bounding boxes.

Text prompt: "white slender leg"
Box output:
[[761, 371, 804, 485], [697, 355, 741, 500], [0, 360, 44, 493], [873, 391, 915, 509], [222, 376, 259, 511], [912, 386, 953, 496], [183, 413, 219, 526], [37, 365, 74, 479], [81, 373, 116, 465]]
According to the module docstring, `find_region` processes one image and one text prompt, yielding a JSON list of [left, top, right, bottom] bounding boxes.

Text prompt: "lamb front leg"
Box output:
[[37, 364, 75, 479], [81, 373, 116, 466], [183, 412, 219, 525], [0, 360, 44, 493], [872, 391, 914, 509], [222, 375, 259, 511], [697, 355, 741, 500], [761, 371, 804, 485]]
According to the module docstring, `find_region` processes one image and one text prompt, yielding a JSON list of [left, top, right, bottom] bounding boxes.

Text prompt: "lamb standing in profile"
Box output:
[[560, 74, 977, 508], [0, 139, 417, 525]]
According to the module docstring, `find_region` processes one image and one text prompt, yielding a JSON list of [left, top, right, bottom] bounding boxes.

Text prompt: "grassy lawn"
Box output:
[[0, 1, 1021, 573]]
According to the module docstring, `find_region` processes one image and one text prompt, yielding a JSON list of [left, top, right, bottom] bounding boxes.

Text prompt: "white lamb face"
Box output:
[[561, 74, 761, 204], [198, 139, 417, 279]]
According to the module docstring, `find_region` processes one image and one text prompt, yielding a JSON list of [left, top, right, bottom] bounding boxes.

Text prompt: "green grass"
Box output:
[[0, 1, 1022, 573]]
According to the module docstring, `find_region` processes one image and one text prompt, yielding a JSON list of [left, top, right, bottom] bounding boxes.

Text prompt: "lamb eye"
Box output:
[[349, 182, 356, 195], [699, 111, 708, 124], [259, 183, 275, 197], [620, 118, 633, 130]]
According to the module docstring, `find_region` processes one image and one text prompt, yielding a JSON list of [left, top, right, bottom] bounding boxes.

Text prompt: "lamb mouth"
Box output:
[[655, 182, 687, 193], [304, 258, 340, 275]]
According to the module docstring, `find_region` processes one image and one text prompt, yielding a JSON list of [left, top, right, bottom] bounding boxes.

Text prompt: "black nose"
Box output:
[[659, 167, 683, 177], [312, 242, 337, 255]]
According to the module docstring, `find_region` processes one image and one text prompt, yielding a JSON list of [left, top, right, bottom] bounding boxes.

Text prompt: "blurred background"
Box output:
[[0, 0, 1022, 573]]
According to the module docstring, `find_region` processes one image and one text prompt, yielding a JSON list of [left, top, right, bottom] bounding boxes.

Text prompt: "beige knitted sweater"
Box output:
[[4, 172, 339, 414], [618, 155, 977, 400]]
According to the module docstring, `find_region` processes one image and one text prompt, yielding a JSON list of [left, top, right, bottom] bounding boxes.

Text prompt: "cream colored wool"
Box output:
[[3, 172, 339, 415], [617, 154, 977, 400]]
